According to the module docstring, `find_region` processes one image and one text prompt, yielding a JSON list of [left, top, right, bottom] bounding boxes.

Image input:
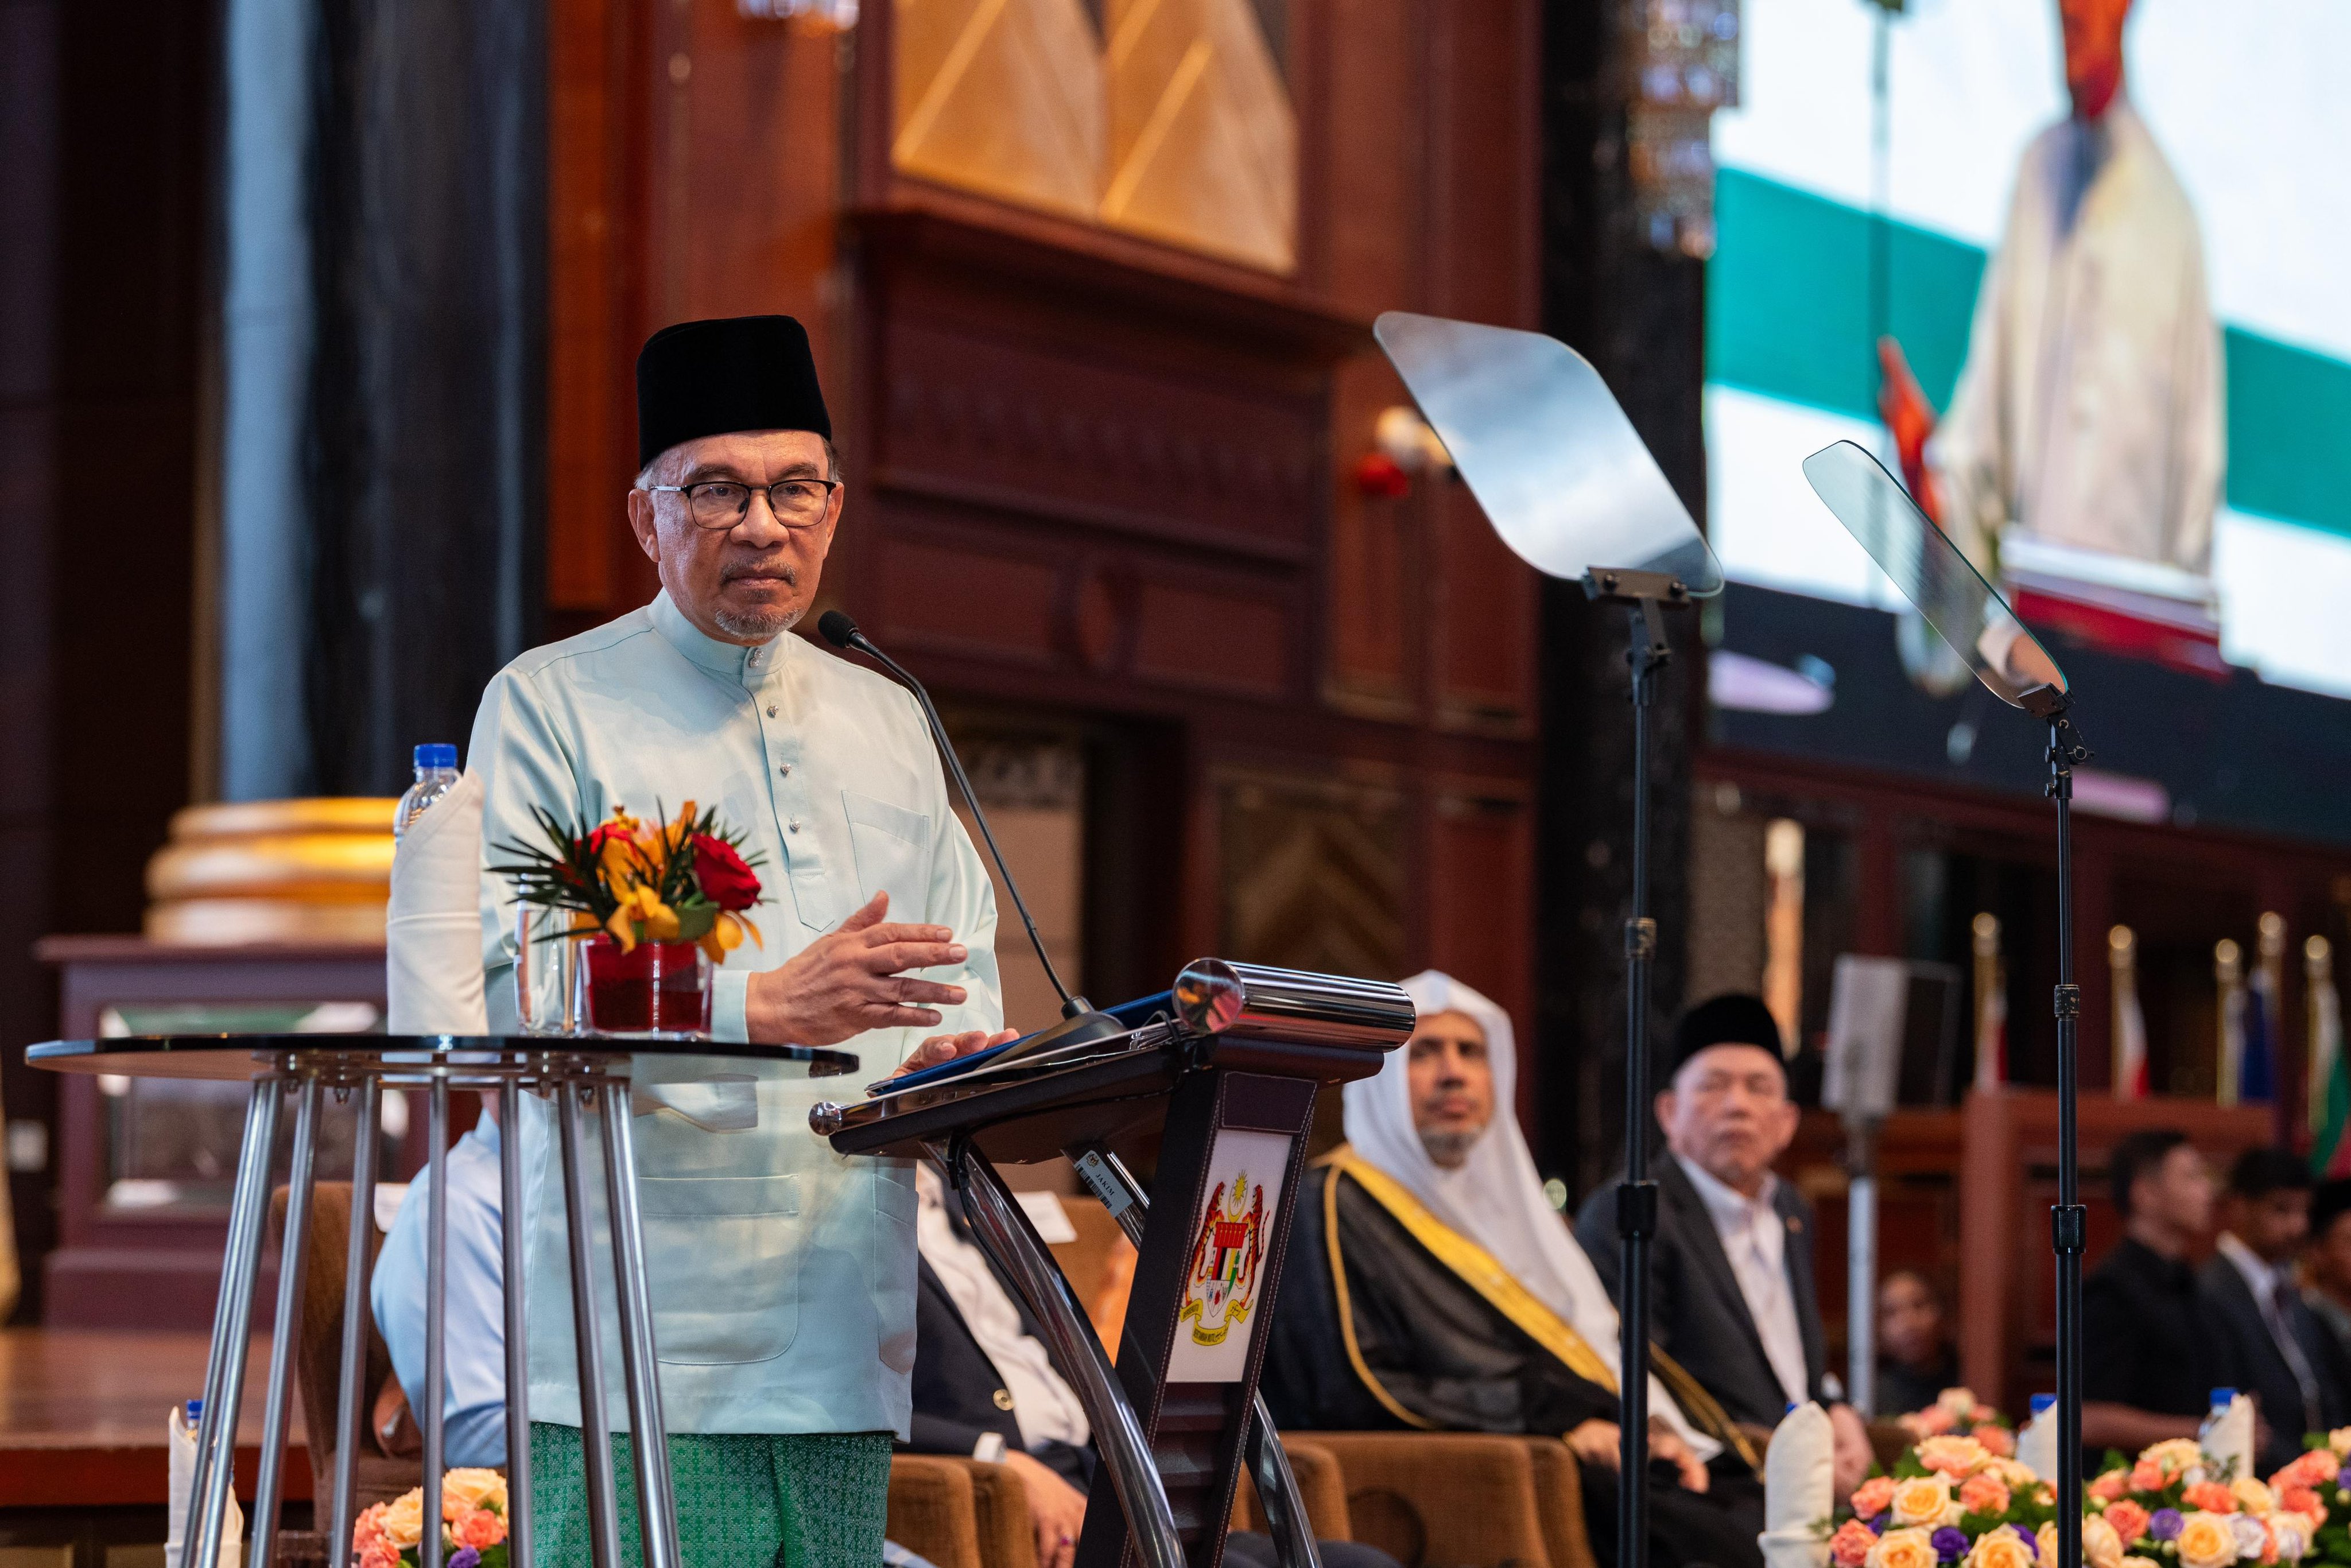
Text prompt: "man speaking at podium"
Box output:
[[470, 315, 1013, 1566]]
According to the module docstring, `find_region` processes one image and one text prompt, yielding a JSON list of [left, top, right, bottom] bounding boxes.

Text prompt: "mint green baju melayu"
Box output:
[[466, 591, 1004, 1565]]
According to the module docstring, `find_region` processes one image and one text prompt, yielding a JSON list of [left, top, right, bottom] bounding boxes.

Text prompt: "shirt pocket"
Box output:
[[637, 1172, 804, 1365], [843, 790, 932, 921]]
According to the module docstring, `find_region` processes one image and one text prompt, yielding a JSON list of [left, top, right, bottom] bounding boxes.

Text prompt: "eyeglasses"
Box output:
[[647, 478, 841, 531]]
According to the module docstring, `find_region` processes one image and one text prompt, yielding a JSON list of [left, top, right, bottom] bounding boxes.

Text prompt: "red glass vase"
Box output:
[[582, 936, 712, 1037]]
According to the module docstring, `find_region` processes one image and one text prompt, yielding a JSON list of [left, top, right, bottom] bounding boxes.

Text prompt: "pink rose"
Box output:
[[2181, 1481, 2238, 1516], [2280, 1485, 2323, 1522], [2104, 1500, 2151, 1546], [1854, 1476, 1899, 1518], [1833, 1519, 1881, 1567], [1974, 1424, 2017, 1458], [2089, 1471, 2129, 1502], [2130, 1460, 2165, 1492], [1960, 1473, 2013, 1515]]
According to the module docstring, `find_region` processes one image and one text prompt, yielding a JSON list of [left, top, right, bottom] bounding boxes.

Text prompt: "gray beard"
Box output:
[[1418, 1128, 1480, 1169], [715, 601, 801, 639]]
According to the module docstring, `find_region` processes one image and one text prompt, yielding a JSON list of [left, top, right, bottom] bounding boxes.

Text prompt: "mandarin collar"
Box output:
[[649, 588, 785, 688], [1681, 1152, 1779, 1224]]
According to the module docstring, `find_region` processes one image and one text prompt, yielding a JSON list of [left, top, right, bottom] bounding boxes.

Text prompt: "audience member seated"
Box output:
[[2082, 1128, 2233, 1459], [1874, 1270, 1958, 1419], [2302, 1178, 2351, 1364], [1574, 993, 1871, 1493], [905, 1165, 1395, 1568], [370, 1096, 508, 1468], [2199, 1147, 2351, 1472], [1260, 971, 1767, 1568]]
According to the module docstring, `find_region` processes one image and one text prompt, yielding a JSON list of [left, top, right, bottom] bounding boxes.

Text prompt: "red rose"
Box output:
[[691, 833, 761, 910]]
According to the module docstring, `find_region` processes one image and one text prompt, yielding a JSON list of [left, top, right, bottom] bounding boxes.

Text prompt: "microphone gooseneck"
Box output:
[[816, 611, 1118, 1057]]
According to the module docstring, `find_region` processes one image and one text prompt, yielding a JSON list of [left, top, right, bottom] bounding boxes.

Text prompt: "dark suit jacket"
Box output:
[[2197, 1250, 2351, 1476], [1575, 1154, 1828, 1429], [906, 1236, 1092, 1489]]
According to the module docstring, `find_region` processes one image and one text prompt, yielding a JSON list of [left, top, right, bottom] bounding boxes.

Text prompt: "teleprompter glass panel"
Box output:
[[1373, 311, 1724, 593], [1801, 441, 2067, 710]]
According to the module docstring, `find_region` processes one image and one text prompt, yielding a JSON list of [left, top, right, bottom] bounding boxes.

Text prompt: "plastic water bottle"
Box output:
[[394, 744, 461, 840], [2017, 1392, 2058, 1480]]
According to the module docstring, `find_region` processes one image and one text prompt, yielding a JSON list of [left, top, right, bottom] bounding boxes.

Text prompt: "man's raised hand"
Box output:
[[744, 890, 975, 1046]]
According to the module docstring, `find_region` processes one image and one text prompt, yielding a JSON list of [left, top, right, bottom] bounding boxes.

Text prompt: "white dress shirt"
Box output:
[[914, 1168, 1089, 1453], [1679, 1155, 1810, 1410], [469, 590, 1004, 1438], [1931, 96, 2224, 576]]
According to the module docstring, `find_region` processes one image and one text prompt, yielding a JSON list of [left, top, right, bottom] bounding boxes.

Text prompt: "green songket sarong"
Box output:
[[529, 1423, 891, 1568]]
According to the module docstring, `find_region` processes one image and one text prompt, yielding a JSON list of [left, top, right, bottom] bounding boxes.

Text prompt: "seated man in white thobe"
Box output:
[[371, 1099, 509, 1468], [471, 314, 1014, 1567]]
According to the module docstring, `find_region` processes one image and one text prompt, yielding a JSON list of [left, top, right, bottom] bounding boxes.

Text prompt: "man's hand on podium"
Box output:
[[1000, 1449, 1086, 1568], [894, 1027, 1023, 1078], [745, 890, 976, 1045], [1877, 336, 1944, 525]]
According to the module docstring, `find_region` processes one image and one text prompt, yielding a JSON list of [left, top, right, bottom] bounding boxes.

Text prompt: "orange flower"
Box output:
[[458, 1506, 505, 1550], [2089, 1470, 2129, 1501], [2279, 1485, 2323, 1521], [2276, 1449, 2340, 1490], [1973, 1424, 2017, 1458], [2102, 1500, 2151, 1546], [1832, 1519, 1880, 1567], [1918, 1435, 1992, 1477], [2129, 1460, 2165, 1491], [2181, 1481, 2238, 1515], [1960, 1473, 2012, 1515], [1853, 1476, 1898, 1518]]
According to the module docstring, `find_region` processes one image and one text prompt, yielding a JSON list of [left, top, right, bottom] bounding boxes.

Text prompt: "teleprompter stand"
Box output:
[[813, 960, 1416, 1568], [1803, 438, 2093, 1568], [1582, 566, 1696, 1566]]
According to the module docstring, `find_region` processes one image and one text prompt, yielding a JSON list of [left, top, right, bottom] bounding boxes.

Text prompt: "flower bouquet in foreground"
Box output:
[[352, 1468, 509, 1568], [1827, 1408, 2351, 1568], [492, 801, 766, 1035]]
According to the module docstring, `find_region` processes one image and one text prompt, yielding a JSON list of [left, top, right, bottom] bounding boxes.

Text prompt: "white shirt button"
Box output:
[[766, 705, 777, 717], [788, 820, 801, 833], [778, 763, 792, 777]]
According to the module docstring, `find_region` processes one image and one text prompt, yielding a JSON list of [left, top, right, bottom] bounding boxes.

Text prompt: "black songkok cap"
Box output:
[[1671, 992, 1788, 1074], [635, 315, 831, 468]]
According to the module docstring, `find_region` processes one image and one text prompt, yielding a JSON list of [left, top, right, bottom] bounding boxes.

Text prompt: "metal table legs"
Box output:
[[938, 1140, 1187, 1568], [175, 1054, 681, 1568]]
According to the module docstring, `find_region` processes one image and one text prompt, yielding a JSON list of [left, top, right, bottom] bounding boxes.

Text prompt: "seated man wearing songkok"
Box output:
[[2198, 1147, 2350, 1473], [470, 315, 1016, 1567], [904, 1167, 1397, 1568], [1260, 971, 1766, 1568], [1576, 994, 1869, 1494]]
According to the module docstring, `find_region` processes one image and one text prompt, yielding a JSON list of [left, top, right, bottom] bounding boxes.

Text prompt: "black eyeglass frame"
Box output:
[[646, 477, 843, 531]]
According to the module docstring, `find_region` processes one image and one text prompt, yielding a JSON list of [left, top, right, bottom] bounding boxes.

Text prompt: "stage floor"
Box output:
[[0, 1329, 309, 1508]]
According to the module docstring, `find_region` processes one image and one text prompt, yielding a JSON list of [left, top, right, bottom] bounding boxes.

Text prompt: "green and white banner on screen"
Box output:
[[1704, 0, 2351, 697]]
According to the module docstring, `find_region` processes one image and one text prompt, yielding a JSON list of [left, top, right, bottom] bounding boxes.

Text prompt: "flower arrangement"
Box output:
[[1826, 1416, 2351, 1568], [352, 1468, 509, 1568], [493, 801, 766, 960], [1898, 1388, 2018, 1455]]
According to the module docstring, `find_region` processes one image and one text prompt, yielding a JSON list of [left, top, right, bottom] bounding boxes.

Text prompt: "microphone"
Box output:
[[816, 610, 1124, 1059]]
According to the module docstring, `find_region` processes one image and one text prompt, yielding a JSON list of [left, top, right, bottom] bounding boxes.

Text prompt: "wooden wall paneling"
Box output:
[[1421, 0, 1540, 331], [1430, 475, 1537, 736], [1316, 0, 1422, 318], [1424, 775, 1535, 1124], [1321, 355, 1416, 719], [546, 0, 658, 629]]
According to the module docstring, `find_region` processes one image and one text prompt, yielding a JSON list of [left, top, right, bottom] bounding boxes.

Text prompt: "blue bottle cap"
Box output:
[[414, 743, 459, 770], [185, 1398, 203, 1420], [1786, 1402, 1801, 1415], [2030, 1394, 2055, 1414], [2211, 1387, 2237, 1406]]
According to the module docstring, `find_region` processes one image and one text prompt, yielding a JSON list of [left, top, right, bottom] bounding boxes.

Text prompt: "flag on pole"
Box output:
[[2218, 938, 2246, 1107], [2112, 925, 2150, 1100], [2310, 936, 2349, 1178], [2243, 913, 2286, 1110], [1973, 911, 2006, 1092]]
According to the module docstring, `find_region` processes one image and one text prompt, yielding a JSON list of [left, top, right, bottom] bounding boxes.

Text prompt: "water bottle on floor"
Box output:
[[394, 743, 461, 840]]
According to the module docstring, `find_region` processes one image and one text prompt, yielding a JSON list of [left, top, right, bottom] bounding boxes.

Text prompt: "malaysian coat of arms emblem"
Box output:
[[1178, 1172, 1268, 1346]]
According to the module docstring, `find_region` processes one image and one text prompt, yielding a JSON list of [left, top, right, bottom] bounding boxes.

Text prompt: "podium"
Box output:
[[813, 959, 1415, 1568]]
